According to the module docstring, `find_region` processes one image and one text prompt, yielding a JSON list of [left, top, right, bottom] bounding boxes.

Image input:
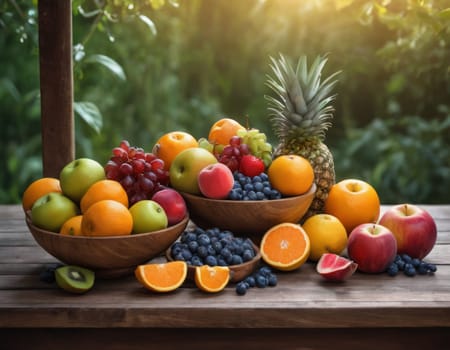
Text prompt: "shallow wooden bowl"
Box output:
[[181, 183, 316, 244], [166, 242, 261, 283], [26, 214, 189, 278]]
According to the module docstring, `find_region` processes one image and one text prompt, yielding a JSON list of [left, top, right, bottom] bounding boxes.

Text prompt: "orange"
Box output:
[[80, 179, 128, 213], [324, 178, 380, 234], [152, 131, 198, 171], [22, 177, 62, 212], [135, 261, 187, 292], [301, 214, 348, 261], [267, 155, 314, 196], [59, 215, 83, 236], [81, 199, 133, 237], [260, 223, 311, 271], [208, 118, 245, 146], [194, 265, 230, 293]]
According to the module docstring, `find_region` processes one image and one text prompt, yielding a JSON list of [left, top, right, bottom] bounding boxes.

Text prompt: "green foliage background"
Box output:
[[1, 0, 449, 204]]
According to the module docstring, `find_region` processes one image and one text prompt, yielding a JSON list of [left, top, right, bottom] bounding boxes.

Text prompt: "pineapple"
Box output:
[[265, 53, 340, 217]]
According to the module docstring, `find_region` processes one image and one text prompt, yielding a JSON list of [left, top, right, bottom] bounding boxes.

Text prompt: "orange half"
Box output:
[[260, 223, 311, 271]]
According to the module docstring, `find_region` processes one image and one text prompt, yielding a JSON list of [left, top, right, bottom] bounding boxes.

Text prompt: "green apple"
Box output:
[[129, 200, 168, 234], [169, 147, 218, 194], [31, 192, 79, 232], [59, 158, 105, 203]]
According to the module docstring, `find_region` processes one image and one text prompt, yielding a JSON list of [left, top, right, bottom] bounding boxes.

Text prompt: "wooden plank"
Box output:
[[1, 327, 449, 350], [38, 0, 74, 177]]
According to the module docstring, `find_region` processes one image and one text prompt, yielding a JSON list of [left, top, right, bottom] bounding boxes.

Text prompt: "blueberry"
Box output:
[[259, 266, 272, 277], [256, 192, 266, 200], [417, 263, 428, 275], [174, 252, 185, 261], [220, 247, 232, 260], [242, 249, 254, 262], [394, 255, 402, 263], [244, 183, 254, 191], [197, 245, 208, 258], [231, 255, 243, 265], [236, 282, 248, 295], [171, 242, 184, 256], [217, 257, 228, 266], [404, 263, 413, 271], [207, 245, 216, 256], [260, 173, 269, 181], [198, 233, 211, 246], [386, 263, 399, 276], [404, 267, 416, 277], [244, 276, 256, 287], [426, 263, 437, 273], [247, 191, 257, 200], [412, 258, 421, 268], [188, 240, 199, 253], [212, 241, 223, 253], [402, 254, 412, 264], [396, 260, 406, 271], [182, 231, 197, 243], [228, 189, 241, 200], [181, 249, 192, 261], [190, 256, 203, 266], [255, 274, 268, 288], [39, 263, 63, 283], [205, 255, 218, 266], [268, 274, 278, 286]]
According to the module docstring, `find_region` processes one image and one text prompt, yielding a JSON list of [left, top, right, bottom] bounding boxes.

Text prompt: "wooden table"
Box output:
[[1, 204, 449, 350]]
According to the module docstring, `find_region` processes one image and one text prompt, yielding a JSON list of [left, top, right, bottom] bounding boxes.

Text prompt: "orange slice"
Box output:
[[260, 223, 311, 271], [135, 261, 187, 292], [194, 265, 230, 293]]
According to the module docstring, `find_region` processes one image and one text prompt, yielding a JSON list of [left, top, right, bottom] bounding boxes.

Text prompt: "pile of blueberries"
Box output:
[[170, 227, 257, 267], [235, 265, 277, 295], [386, 254, 437, 277], [228, 172, 282, 201]]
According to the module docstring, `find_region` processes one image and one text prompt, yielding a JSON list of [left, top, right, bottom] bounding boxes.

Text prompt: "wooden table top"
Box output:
[[1, 204, 449, 329]]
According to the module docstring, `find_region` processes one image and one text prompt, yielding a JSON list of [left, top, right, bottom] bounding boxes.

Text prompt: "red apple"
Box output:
[[151, 188, 187, 226], [378, 204, 437, 259], [347, 223, 397, 274], [198, 163, 234, 199], [239, 155, 265, 177]]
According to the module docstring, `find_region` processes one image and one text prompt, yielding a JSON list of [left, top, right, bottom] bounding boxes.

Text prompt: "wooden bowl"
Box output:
[[166, 242, 261, 283], [26, 215, 189, 278], [181, 183, 316, 244]]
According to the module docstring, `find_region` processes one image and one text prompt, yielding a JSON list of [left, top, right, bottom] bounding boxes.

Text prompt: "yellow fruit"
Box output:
[[302, 214, 348, 262], [260, 223, 310, 271]]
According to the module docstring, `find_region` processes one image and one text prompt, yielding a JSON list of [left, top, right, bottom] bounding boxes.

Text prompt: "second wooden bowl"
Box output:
[[181, 183, 316, 243]]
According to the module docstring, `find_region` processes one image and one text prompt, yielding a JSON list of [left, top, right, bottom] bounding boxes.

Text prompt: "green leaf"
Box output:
[[74, 101, 103, 134], [139, 15, 157, 36], [84, 54, 126, 81]]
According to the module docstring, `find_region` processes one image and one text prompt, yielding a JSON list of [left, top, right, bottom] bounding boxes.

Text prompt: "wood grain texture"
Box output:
[[38, 0, 74, 177], [0, 204, 449, 348]]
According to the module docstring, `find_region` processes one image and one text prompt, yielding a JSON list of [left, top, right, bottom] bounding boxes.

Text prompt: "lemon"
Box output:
[[302, 214, 348, 262]]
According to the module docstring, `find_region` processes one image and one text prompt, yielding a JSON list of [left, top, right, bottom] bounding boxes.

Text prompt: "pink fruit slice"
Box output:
[[316, 253, 358, 282]]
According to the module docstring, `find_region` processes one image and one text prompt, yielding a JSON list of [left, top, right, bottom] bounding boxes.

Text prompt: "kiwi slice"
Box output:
[[55, 265, 95, 294]]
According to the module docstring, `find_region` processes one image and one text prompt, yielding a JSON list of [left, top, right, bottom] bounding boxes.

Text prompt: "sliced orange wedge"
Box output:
[[194, 265, 230, 293], [135, 261, 187, 292]]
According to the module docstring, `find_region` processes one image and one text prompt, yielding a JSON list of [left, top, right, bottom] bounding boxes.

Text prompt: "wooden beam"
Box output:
[[38, 0, 74, 177]]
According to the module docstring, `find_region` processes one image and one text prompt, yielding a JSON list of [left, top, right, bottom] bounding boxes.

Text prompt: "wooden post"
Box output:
[[38, 0, 74, 177]]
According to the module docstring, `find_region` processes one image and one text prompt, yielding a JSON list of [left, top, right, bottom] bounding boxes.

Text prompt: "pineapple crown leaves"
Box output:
[[265, 53, 341, 141]]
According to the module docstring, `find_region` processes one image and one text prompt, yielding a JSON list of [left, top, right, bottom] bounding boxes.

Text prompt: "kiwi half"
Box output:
[[55, 265, 95, 294]]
